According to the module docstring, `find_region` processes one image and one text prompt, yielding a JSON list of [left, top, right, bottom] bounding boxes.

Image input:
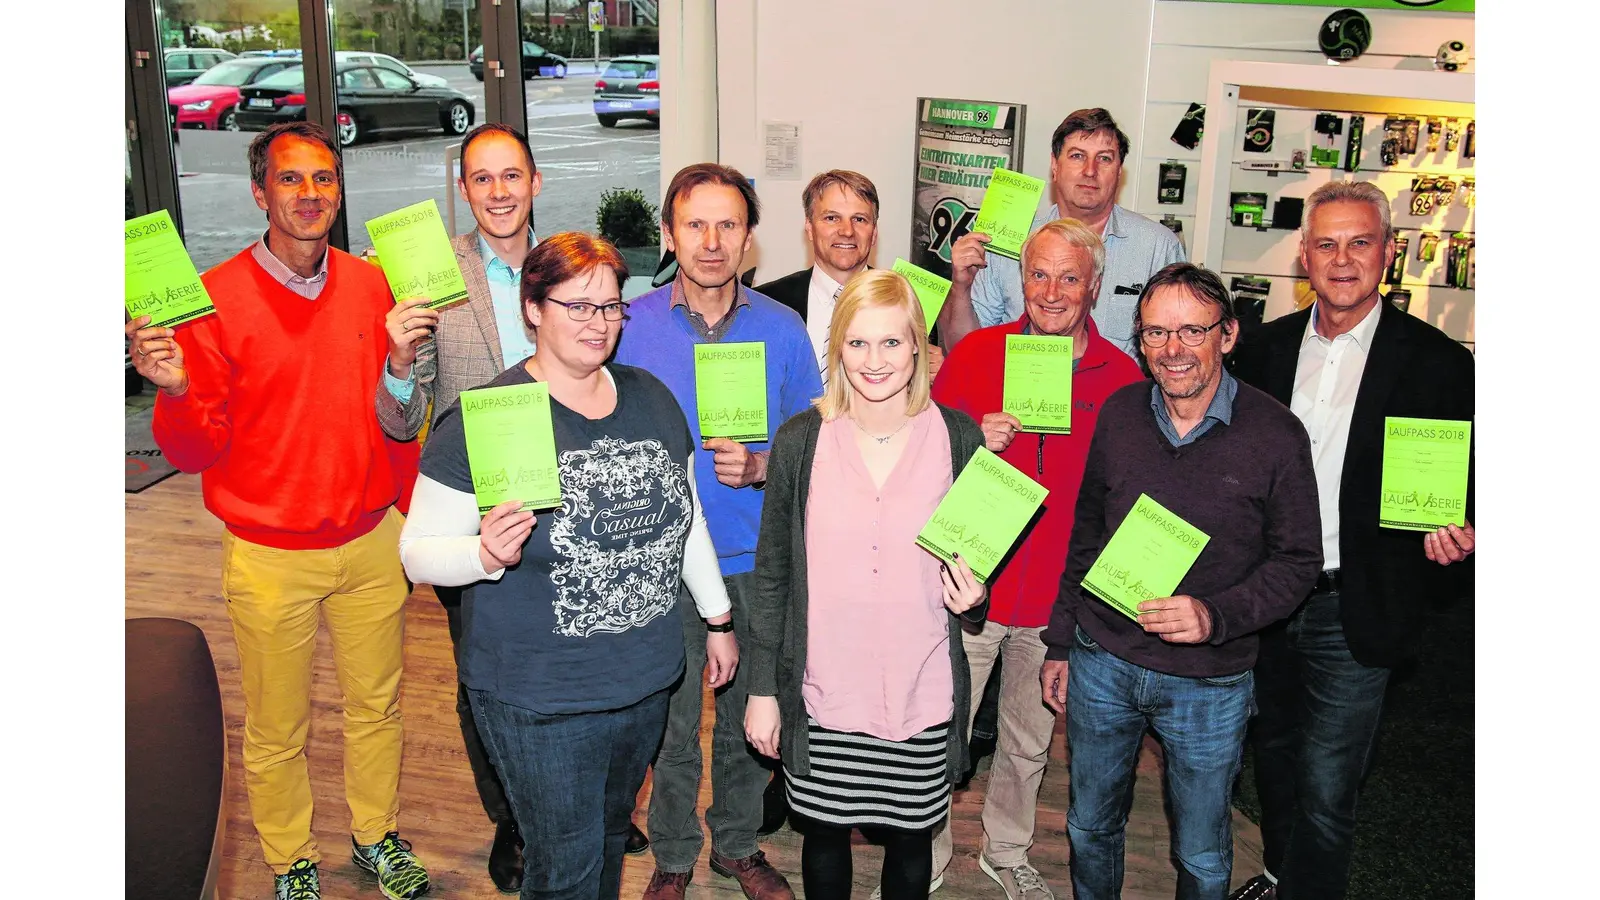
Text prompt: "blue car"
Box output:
[[593, 55, 659, 128]]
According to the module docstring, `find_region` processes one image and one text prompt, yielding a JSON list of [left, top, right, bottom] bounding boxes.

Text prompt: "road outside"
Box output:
[[172, 62, 660, 271]]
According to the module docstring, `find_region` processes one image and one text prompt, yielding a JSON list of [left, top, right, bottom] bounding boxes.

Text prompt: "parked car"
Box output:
[[235, 64, 476, 147], [163, 48, 237, 87], [468, 42, 569, 80], [593, 55, 659, 128], [335, 51, 448, 87], [167, 56, 300, 132]]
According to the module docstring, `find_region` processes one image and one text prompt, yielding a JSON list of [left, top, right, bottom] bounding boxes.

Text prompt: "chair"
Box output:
[[126, 617, 226, 900]]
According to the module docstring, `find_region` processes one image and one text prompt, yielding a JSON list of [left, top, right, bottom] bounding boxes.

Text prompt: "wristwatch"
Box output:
[[705, 619, 735, 633]]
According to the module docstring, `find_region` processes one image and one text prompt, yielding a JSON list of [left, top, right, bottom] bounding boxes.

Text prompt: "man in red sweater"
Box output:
[[125, 122, 430, 900], [929, 219, 1142, 900]]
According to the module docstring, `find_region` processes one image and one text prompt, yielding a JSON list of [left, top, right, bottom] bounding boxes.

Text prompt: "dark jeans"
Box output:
[[1066, 627, 1254, 900], [438, 585, 511, 824], [469, 686, 671, 900], [1250, 591, 1391, 900], [648, 572, 768, 871]]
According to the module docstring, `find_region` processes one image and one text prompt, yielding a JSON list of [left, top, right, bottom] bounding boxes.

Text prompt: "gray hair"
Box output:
[[1020, 217, 1106, 282], [1302, 180, 1392, 242]]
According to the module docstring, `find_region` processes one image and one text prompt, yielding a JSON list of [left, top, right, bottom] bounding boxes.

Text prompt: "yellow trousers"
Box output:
[[221, 508, 409, 873]]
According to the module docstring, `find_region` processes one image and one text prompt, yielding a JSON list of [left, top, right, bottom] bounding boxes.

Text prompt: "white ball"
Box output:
[[1435, 40, 1471, 73]]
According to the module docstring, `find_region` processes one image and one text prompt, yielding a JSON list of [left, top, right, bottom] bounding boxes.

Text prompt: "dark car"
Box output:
[[164, 48, 237, 87], [468, 42, 569, 81], [235, 64, 476, 147], [593, 55, 659, 128]]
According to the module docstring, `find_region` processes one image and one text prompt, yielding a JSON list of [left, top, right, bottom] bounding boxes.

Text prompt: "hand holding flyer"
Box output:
[[125, 210, 215, 329], [1082, 494, 1210, 621], [1380, 417, 1472, 531], [891, 258, 953, 335], [694, 342, 769, 443], [461, 383, 562, 514], [365, 199, 470, 310], [916, 448, 1048, 583], [970, 168, 1046, 261], [1003, 335, 1074, 434]]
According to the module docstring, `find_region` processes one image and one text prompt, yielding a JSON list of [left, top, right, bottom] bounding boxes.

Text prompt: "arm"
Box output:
[[1042, 425, 1114, 659], [935, 231, 997, 351], [151, 316, 232, 473], [1199, 425, 1324, 644], [744, 424, 801, 699], [397, 473, 507, 587], [376, 331, 438, 442], [1160, 227, 1188, 266], [681, 465, 732, 619]]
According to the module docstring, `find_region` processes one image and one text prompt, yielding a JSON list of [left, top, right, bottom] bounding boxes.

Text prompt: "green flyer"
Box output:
[[694, 342, 769, 442], [891, 258, 952, 335], [124, 209, 215, 328], [364, 199, 470, 310], [970, 167, 1046, 260], [1003, 334, 1074, 434], [1380, 417, 1471, 531], [1082, 494, 1210, 620], [916, 447, 1048, 583], [460, 382, 562, 514]]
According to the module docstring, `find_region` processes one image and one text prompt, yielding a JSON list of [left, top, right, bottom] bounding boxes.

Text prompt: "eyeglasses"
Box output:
[[1138, 319, 1225, 348], [544, 299, 628, 322]]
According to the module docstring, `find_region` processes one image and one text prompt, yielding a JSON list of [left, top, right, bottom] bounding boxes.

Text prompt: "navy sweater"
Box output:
[[1042, 380, 1323, 678]]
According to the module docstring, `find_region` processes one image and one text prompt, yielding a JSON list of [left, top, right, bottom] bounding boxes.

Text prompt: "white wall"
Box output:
[[717, 0, 1159, 281]]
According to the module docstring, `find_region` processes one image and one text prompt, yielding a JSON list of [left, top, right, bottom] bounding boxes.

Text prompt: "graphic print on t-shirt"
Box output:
[[546, 436, 690, 637]]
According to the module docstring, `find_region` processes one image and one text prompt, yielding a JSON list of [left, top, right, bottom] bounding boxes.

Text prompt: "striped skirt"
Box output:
[[784, 718, 951, 831]]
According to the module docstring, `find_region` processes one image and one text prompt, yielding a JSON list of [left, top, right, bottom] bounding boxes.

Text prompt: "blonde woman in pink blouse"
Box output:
[[743, 269, 989, 900]]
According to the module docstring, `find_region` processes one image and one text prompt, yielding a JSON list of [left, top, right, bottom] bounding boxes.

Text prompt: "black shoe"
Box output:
[[757, 774, 788, 837], [488, 820, 524, 894], [625, 821, 650, 855], [1227, 875, 1277, 900]]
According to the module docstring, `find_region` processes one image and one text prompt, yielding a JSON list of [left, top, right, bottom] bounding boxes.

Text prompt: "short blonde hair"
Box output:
[[815, 269, 932, 420], [1020, 217, 1106, 282]]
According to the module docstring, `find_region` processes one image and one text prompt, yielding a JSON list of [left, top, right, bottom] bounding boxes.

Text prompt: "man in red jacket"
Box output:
[[929, 218, 1142, 900], [125, 122, 430, 900]]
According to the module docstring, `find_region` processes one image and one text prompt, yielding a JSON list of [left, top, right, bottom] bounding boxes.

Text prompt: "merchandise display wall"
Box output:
[[1136, 1, 1475, 344]]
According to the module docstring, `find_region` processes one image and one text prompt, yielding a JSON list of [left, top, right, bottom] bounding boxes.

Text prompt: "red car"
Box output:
[[167, 57, 299, 131]]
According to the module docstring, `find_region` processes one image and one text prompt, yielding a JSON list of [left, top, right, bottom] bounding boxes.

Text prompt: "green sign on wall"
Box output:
[[1181, 1, 1474, 11]]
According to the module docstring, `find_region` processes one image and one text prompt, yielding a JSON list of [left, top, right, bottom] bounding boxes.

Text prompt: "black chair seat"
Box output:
[[126, 617, 226, 900]]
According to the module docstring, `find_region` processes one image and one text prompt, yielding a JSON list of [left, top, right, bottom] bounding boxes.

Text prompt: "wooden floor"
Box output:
[[126, 473, 1265, 899]]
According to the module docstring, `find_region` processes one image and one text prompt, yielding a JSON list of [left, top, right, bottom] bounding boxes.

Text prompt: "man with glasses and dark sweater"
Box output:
[[1039, 263, 1323, 900]]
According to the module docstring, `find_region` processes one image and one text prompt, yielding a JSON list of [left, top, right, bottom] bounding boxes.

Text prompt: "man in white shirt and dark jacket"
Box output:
[[1226, 181, 1475, 900]]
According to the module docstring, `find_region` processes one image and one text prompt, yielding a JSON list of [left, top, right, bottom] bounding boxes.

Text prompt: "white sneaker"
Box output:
[[978, 857, 1054, 900], [868, 872, 944, 899]]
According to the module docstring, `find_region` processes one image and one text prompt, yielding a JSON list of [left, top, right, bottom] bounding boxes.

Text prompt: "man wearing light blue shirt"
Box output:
[[372, 121, 554, 896], [937, 108, 1186, 358]]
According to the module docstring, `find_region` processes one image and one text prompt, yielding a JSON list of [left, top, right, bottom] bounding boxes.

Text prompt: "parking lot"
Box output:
[[172, 62, 660, 270]]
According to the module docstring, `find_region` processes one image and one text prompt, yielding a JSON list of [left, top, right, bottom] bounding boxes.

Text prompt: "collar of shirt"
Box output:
[[1149, 366, 1238, 447], [1037, 203, 1128, 242], [252, 233, 329, 295], [1303, 298, 1382, 350], [477, 228, 537, 286], [808, 265, 845, 302]]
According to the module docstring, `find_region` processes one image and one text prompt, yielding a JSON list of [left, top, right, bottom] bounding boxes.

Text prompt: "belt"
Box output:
[[1314, 568, 1342, 595]]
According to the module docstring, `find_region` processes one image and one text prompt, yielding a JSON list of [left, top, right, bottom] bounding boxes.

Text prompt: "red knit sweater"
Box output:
[[932, 318, 1144, 627], [153, 245, 405, 550]]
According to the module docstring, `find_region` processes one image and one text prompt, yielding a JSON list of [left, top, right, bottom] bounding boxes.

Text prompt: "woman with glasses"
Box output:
[[399, 232, 738, 900], [742, 269, 989, 900]]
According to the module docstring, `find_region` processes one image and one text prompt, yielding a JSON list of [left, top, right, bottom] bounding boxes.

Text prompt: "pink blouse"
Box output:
[[802, 404, 955, 741]]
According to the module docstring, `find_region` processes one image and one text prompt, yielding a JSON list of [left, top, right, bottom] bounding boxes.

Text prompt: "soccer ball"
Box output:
[[1318, 9, 1372, 62], [1435, 40, 1471, 72]]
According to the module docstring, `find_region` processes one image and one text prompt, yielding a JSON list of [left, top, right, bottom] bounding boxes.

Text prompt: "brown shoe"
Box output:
[[709, 850, 795, 900], [642, 869, 692, 900]]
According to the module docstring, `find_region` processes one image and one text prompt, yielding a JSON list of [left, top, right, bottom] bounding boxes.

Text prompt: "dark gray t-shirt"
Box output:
[[421, 363, 696, 714]]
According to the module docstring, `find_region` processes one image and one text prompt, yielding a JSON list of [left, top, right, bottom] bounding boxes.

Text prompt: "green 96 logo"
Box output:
[[928, 198, 975, 264]]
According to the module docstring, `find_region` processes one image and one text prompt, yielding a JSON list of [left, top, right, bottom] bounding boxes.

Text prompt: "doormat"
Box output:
[[127, 408, 179, 493]]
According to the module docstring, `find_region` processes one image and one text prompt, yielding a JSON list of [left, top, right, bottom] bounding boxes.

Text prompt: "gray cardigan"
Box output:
[[746, 402, 989, 783]]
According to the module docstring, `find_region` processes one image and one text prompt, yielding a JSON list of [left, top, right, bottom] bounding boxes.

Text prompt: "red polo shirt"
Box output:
[[932, 318, 1143, 626]]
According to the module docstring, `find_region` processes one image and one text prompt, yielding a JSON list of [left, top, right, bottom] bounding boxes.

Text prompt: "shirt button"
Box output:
[[872, 545, 878, 550], [872, 568, 878, 574]]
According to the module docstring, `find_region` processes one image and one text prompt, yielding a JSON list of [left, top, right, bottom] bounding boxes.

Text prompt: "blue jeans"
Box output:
[[1249, 591, 1390, 900], [1066, 626, 1254, 900], [470, 687, 671, 900]]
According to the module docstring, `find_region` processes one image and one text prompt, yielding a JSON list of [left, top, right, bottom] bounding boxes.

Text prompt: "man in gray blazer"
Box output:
[[375, 121, 563, 894]]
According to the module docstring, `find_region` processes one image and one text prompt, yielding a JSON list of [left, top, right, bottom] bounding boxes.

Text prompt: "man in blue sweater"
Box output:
[[615, 162, 821, 900]]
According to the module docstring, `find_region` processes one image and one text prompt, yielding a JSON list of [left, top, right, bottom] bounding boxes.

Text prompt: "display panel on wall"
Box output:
[[910, 98, 1026, 280], [1174, 1, 1474, 11]]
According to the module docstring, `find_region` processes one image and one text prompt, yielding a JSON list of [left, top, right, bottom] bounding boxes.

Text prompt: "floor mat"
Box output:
[[127, 407, 179, 493]]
